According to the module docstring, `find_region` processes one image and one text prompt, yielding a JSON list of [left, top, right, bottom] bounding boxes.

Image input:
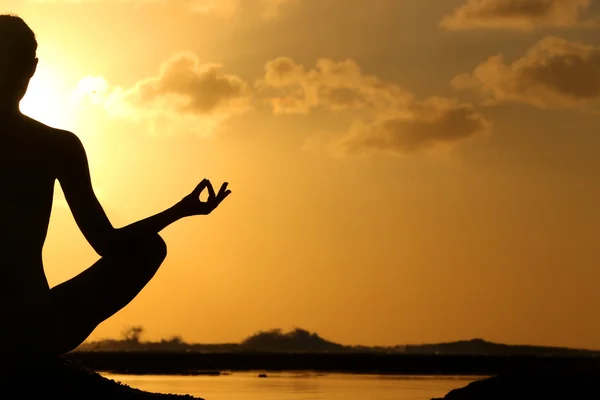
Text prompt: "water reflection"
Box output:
[[102, 372, 482, 400]]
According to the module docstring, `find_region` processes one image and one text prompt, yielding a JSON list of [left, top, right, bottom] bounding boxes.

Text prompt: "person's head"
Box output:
[[0, 15, 38, 109]]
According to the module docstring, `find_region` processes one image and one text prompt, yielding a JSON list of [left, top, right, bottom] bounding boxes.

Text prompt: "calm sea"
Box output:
[[102, 372, 482, 400]]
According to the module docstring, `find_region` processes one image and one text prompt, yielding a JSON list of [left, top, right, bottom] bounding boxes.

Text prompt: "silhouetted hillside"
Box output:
[[404, 338, 600, 357], [240, 328, 346, 352], [75, 328, 600, 357]]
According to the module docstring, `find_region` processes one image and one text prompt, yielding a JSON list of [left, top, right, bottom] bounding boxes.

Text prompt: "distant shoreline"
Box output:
[[65, 352, 600, 376]]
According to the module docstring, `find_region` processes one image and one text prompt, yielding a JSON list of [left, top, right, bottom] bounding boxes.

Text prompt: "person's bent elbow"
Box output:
[[91, 228, 126, 258], [93, 228, 165, 258]]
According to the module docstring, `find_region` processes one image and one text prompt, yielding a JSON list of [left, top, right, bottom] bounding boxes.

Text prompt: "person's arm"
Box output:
[[114, 178, 230, 242], [56, 132, 231, 257]]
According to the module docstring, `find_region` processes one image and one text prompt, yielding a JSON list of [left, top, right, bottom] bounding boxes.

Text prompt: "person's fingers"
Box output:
[[217, 182, 229, 199], [206, 180, 216, 200], [192, 179, 208, 196], [216, 189, 232, 205]]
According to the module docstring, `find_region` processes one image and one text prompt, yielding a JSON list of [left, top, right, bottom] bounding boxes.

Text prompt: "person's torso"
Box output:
[[0, 115, 63, 308]]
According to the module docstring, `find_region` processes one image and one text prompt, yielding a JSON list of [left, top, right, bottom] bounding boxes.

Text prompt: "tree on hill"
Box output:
[[121, 326, 144, 344], [240, 328, 346, 352]]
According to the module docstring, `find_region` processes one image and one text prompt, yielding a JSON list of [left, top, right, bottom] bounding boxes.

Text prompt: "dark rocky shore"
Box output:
[[65, 351, 600, 375], [0, 357, 203, 400], [432, 368, 600, 400]]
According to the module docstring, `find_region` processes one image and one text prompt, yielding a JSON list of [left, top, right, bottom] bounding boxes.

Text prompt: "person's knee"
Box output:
[[119, 233, 167, 263], [138, 235, 166, 283], [132, 233, 167, 262], [112, 234, 166, 284], [147, 234, 167, 263]]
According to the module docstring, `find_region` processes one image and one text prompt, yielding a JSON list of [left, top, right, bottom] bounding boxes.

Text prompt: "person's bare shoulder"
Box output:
[[22, 115, 83, 152], [20, 116, 85, 176]]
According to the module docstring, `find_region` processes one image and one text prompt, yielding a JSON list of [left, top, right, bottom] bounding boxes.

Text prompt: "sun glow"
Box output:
[[20, 64, 71, 130]]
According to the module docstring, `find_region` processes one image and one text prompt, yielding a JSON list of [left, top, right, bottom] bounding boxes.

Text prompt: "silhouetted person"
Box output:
[[0, 15, 231, 356]]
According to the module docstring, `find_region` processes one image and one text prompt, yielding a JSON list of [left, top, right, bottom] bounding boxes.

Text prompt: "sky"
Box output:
[[4, 0, 600, 349]]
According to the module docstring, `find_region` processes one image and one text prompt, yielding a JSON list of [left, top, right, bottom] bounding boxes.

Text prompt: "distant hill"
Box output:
[[403, 338, 600, 357], [240, 328, 346, 352], [76, 328, 345, 353], [75, 328, 600, 357]]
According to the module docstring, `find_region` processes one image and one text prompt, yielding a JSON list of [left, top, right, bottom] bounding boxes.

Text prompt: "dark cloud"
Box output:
[[263, 58, 491, 154], [453, 36, 600, 109], [340, 98, 491, 155], [441, 0, 593, 31], [262, 57, 412, 114]]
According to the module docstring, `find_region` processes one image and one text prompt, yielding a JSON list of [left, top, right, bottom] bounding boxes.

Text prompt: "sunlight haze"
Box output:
[[4, 0, 600, 350]]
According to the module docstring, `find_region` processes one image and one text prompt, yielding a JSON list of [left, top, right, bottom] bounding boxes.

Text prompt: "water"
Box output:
[[102, 372, 482, 400]]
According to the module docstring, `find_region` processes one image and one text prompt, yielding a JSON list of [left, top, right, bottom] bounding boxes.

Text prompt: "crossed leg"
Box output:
[[48, 234, 167, 354]]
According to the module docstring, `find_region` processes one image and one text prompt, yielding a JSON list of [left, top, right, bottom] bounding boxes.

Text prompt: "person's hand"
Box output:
[[178, 179, 231, 217]]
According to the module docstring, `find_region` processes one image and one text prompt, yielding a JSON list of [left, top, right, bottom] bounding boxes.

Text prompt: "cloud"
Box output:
[[262, 57, 413, 114], [121, 53, 248, 114], [72, 54, 490, 154], [27, 0, 238, 16], [338, 98, 491, 156], [28, 0, 96, 2], [452, 36, 600, 109], [26, 0, 296, 19], [440, 0, 594, 31], [262, 57, 491, 155], [71, 76, 110, 106], [177, 0, 296, 17], [183, 0, 239, 17], [72, 52, 250, 136], [261, 0, 295, 19]]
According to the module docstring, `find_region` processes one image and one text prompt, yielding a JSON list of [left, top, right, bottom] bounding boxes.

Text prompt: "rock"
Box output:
[[432, 368, 600, 400], [0, 357, 204, 400]]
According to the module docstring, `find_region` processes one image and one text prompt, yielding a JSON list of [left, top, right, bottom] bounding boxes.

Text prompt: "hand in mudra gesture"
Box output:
[[178, 179, 231, 217]]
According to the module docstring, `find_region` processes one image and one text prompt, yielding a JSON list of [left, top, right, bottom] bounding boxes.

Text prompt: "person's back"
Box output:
[[0, 114, 67, 310], [0, 15, 230, 355], [0, 17, 65, 344]]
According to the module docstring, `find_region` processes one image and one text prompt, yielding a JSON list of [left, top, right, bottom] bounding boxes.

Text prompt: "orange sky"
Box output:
[[4, 0, 600, 349]]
